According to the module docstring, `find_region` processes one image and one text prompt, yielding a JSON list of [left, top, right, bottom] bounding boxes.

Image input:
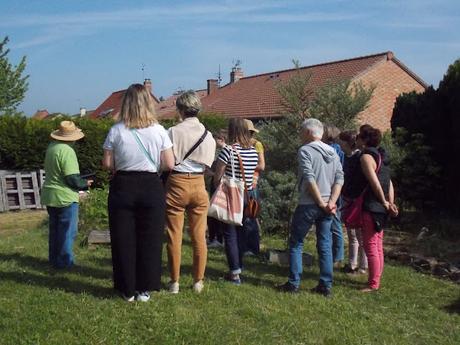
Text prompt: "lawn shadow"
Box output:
[[0, 252, 115, 298], [0, 270, 114, 298], [0, 252, 111, 280], [444, 297, 460, 314]]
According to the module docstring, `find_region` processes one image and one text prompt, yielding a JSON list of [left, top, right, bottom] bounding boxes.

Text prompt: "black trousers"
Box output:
[[207, 182, 223, 243], [108, 171, 165, 297]]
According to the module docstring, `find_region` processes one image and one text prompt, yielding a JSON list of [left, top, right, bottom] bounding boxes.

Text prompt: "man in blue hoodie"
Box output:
[[278, 118, 344, 297]]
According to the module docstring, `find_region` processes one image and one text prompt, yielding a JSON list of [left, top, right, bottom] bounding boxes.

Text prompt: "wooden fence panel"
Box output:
[[0, 171, 42, 212]]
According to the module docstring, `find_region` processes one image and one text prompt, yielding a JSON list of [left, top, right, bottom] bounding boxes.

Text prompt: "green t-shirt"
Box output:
[[40, 142, 80, 207]]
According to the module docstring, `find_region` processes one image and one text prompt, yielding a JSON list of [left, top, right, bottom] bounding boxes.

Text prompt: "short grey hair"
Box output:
[[301, 118, 324, 138], [176, 90, 202, 117]]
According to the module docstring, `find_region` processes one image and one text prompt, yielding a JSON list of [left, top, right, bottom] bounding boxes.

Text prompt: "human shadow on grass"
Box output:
[[444, 297, 460, 314], [0, 270, 114, 298], [205, 252, 365, 291], [0, 253, 112, 281]]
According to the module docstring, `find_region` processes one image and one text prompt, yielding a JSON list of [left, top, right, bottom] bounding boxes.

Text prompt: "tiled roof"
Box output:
[[91, 90, 125, 119], [156, 89, 207, 119], [201, 51, 424, 119], [91, 89, 160, 119], [32, 109, 49, 120]]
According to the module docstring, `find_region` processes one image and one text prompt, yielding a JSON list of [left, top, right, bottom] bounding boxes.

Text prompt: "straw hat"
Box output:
[[50, 121, 84, 141], [244, 119, 259, 133]]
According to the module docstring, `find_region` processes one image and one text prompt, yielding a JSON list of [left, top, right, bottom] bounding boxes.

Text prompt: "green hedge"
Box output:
[[0, 112, 227, 185], [0, 113, 114, 185]]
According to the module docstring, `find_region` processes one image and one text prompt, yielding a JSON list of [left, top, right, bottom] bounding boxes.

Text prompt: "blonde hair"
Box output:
[[119, 84, 158, 129], [228, 118, 252, 148], [176, 90, 202, 117]]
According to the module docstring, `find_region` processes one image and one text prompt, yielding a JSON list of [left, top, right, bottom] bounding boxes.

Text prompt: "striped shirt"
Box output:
[[218, 144, 258, 190]]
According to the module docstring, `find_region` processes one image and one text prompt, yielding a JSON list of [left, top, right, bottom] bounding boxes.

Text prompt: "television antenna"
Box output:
[[217, 64, 222, 86], [141, 63, 146, 80], [232, 59, 242, 69]]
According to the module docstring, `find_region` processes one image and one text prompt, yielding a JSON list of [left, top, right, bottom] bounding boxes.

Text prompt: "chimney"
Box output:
[[230, 67, 244, 83], [80, 107, 86, 117], [144, 78, 152, 94], [207, 79, 218, 95]]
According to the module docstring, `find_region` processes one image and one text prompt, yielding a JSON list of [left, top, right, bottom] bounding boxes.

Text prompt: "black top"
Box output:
[[362, 147, 391, 215], [342, 150, 367, 199]]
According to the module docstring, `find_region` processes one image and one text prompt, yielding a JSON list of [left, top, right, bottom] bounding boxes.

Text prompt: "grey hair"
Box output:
[[301, 118, 324, 138], [176, 90, 202, 117]]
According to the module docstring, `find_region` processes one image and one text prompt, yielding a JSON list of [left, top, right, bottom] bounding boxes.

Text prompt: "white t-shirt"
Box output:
[[103, 122, 173, 173]]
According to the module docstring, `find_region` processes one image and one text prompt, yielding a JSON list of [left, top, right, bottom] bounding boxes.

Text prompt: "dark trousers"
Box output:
[[207, 183, 223, 243], [223, 221, 246, 275], [108, 171, 165, 297], [207, 217, 224, 243]]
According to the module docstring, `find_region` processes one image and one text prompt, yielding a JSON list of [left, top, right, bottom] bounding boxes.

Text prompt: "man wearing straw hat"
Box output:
[[41, 120, 93, 269]]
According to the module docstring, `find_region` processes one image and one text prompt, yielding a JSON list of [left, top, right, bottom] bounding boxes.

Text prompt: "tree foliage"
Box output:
[[309, 79, 375, 130], [258, 61, 374, 234], [275, 60, 314, 118], [0, 37, 29, 112], [391, 58, 460, 216]]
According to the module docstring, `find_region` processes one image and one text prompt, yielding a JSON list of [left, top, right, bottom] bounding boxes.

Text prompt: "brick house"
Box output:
[[201, 51, 427, 131], [91, 79, 159, 120]]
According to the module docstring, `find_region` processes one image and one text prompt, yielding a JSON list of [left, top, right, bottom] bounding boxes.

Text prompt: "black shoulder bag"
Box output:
[[161, 129, 208, 184]]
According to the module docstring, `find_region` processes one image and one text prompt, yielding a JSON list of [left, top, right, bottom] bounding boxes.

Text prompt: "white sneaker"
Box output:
[[193, 280, 204, 293], [122, 294, 135, 302], [207, 240, 223, 248], [168, 281, 179, 294], [136, 291, 150, 302]]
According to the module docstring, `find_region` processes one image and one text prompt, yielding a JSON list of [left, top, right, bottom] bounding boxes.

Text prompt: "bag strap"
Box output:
[[233, 145, 249, 197], [131, 129, 157, 169], [177, 128, 208, 166]]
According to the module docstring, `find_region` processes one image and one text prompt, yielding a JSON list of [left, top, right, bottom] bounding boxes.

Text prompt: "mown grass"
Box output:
[[0, 215, 459, 345]]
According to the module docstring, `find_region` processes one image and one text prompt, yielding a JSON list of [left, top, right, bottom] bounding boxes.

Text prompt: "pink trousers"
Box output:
[[361, 212, 384, 289]]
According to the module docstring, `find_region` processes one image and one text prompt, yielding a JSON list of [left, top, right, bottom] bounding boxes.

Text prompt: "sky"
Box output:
[[1, 0, 459, 116]]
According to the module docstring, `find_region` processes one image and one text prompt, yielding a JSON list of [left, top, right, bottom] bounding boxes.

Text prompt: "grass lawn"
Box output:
[[0, 212, 459, 345]]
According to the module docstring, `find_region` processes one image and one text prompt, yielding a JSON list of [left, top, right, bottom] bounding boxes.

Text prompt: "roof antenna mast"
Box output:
[[141, 63, 146, 80], [217, 64, 222, 87]]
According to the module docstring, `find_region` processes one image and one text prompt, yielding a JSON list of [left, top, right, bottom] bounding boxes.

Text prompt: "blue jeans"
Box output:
[[224, 218, 258, 274], [47, 202, 79, 268], [332, 210, 344, 262], [288, 204, 334, 289]]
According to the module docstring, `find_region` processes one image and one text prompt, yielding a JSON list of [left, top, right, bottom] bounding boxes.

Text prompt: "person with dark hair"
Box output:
[[322, 125, 345, 267], [213, 118, 259, 285], [165, 90, 216, 294], [102, 84, 175, 302], [41, 121, 93, 269], [337, 130, 368, 274], [357, 125, 398, 292]]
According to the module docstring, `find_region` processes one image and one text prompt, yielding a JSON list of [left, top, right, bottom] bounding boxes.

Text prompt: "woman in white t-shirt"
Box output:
[[102, 84, 174, 302]]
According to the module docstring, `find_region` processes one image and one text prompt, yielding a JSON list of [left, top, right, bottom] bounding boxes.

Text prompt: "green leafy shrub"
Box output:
[[259, 170, 298, 238], [0, 113, 113, 185], [391, 58, 460, 217], [78, 186, 109, 244]]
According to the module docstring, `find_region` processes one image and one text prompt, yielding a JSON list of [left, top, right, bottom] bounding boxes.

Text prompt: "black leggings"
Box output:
[[108, 171, 165, 296]]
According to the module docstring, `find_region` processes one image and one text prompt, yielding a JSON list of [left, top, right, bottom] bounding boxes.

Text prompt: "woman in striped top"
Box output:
[[213, 118, 259, 285]]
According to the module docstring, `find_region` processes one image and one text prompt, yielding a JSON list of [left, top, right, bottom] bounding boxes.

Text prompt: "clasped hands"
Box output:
[[319, 201, 337, 215]]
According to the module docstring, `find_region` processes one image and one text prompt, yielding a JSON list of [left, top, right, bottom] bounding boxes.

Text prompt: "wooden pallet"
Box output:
[[0, 171, 41, 212], [88, 230, 111, 248]]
